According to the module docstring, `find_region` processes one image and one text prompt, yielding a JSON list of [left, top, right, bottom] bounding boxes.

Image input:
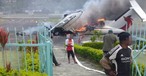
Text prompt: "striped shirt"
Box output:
[[105, 44, 132, 76]]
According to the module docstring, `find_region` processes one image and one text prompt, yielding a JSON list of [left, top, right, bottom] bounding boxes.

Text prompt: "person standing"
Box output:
[[51, 35, 61, 66], [65, 34, 77, 64], [103, 30, 117, 55], [100, 32, 133, 76]]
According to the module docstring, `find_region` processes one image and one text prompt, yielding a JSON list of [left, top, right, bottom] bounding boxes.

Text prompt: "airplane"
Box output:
[[17, 0, 146, 36], [16, 10, 83, 36]]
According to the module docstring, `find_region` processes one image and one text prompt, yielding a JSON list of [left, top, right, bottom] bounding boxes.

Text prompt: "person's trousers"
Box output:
[[67, 51, 75, 58], [53, 52, 58, 65]]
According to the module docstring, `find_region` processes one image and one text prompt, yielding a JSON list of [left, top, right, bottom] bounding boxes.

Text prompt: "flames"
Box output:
[[97, 18, 106, 22], [75, 18, 106, 32], [75, 25, 86, 32]]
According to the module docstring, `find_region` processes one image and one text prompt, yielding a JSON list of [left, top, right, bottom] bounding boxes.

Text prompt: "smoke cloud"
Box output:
[[80, 0, 130, 24], [79, 0, 146, 25]]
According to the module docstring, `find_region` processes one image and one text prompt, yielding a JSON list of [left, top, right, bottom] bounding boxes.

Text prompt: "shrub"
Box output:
[[22, 52, 39, 72], [94, 30, 102, 40], [0, 68, 47, 76], [18, 40, 38, 53], [74, 44, 103, 63], [82, 42, 103, 49], [90, 35, 97, 42], [82, 42, 119, 49]]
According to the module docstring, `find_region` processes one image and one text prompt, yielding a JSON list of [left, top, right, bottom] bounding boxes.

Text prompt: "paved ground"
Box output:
[[52, 36, 106, 76]]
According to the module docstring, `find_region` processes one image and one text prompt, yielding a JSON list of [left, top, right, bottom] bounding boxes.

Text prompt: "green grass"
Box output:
[[134, 51, 146, 65]]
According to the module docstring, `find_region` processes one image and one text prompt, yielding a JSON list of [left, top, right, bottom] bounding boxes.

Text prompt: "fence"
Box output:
[[129, 21, 146, 76], [0, 26, 53, 76]]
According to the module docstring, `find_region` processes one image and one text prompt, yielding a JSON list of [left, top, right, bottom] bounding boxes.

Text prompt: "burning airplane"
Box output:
[[17, 0, 146, 36], [52, 0, 146, 35], [75, 0, 146, 34]]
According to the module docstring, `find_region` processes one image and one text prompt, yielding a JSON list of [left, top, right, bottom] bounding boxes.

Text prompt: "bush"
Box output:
[[18, 40, 38, 53], [74, 44, 103, 63], [22, 52, 39, 72], [82, 42, 103, 49], [82, 42, 119, 49], [0, 68, 47, 76], [90, 36, 97, 42]]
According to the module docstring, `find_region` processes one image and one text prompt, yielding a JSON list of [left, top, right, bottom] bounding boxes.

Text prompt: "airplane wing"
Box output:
[[130, 0, 146, 22]]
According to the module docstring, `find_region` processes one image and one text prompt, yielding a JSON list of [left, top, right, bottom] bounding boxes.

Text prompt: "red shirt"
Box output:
[[66, 39, 73, 51]]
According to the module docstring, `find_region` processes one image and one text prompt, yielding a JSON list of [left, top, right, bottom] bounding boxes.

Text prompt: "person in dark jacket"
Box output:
[[103, 30, 117, 55]]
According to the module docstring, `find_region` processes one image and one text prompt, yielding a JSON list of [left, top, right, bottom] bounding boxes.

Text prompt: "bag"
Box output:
[[100, 57, 111, 70], [100, 57, 116, 76]]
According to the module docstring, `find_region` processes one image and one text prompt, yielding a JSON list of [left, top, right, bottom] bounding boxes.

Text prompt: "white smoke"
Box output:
[[23, 22, 54, 35]]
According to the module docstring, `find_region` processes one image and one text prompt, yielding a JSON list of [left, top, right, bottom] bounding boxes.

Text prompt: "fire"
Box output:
[[97, 18, 106, 26], [75, 26, 86, 32], [97, 18, 106, 22]]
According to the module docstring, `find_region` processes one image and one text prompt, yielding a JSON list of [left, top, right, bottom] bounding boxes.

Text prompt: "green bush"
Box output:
[[0, 68, 47, 76], [82, 42, 103, 49], [82, 42, 119, 49], [18, 40, 38, 53], [90, 36, 97, 42], [74, 44, 103, 63], [22, 52, 39, 72]]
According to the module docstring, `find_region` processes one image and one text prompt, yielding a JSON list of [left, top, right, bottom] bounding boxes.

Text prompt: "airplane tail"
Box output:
[[111, 0, 146, 31]]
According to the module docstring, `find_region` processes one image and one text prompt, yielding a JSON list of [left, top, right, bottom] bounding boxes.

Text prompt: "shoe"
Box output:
[[55, 63, 61, 66]]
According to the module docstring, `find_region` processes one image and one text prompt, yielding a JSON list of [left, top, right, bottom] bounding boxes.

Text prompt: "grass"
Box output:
[[134, 51, 146, 65]]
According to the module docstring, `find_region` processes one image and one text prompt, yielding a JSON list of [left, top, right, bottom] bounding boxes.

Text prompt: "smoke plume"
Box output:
[[80, 0, 130, 25]]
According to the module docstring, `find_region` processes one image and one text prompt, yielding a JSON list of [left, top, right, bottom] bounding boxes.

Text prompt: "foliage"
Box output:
[[22, 52, 40, 72], [131, 63, 146, 76], [94, 30, 102, 40], [133, 40, 146, 50], [0, 68, 47, 76], [90, 35, 96, 42], [18, 40, 38, 53], [90, 30, 102, 42], [18, 41, 24, 51], [82, 42, 103, 49], [82, 42, 119, 49], [74, 44, 103, 63], [26, 40, 38, 53], [0, 27, 9, 48]]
